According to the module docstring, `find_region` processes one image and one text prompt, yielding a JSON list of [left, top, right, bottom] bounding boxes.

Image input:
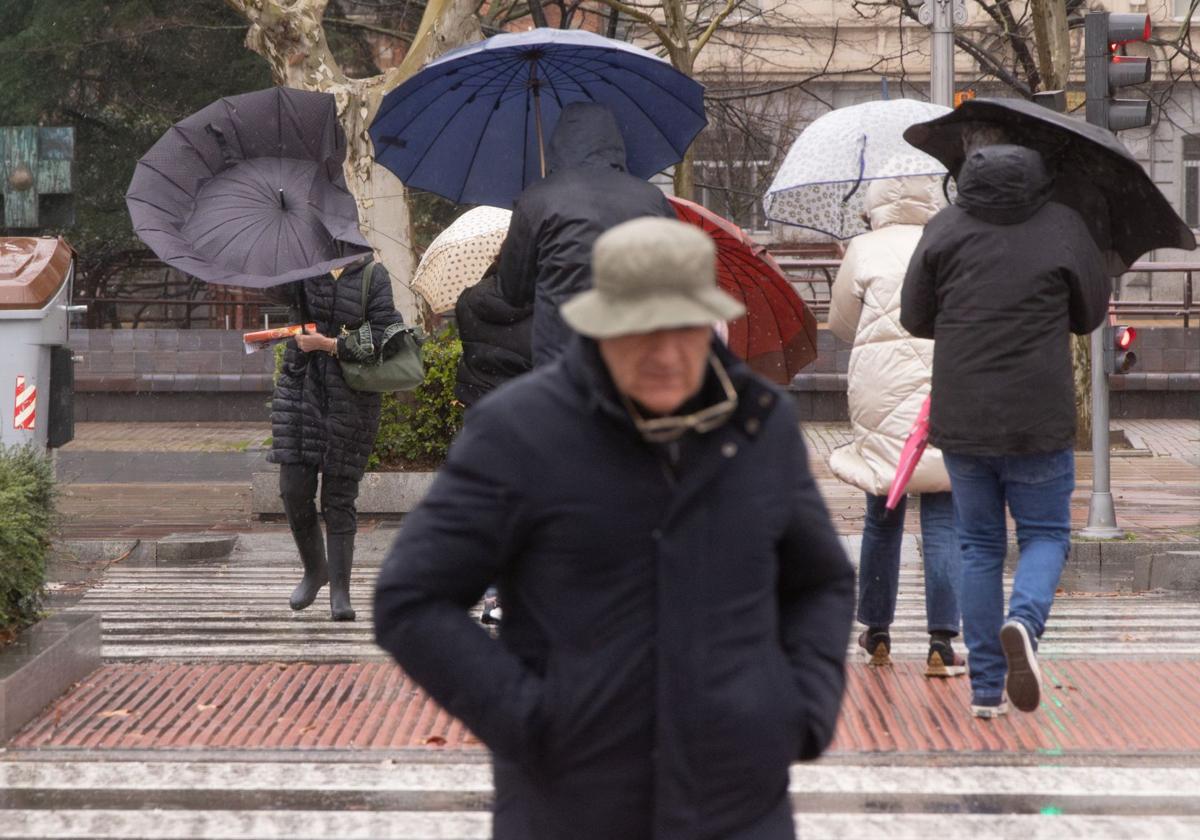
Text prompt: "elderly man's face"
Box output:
[[598, 326, 712, 415]]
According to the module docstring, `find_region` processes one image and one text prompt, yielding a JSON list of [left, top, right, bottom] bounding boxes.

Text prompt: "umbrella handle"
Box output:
[[531, 61, 546, 179], [840, 135, 868, 204]]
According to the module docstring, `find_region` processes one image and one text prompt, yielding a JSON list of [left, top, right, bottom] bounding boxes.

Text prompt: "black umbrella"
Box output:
[[903, 98, 1195, 273], [126, 87, 371, 289]]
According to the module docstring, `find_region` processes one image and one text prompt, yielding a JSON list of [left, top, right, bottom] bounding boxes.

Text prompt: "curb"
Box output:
[[1009, 539, 1199, 592], [0, 612, 102, 744], [250, 471, 436, 517], [50, 534, 239, 579]]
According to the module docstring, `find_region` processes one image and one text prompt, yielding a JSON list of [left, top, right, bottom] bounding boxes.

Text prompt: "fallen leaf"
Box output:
[[424, 735, 447, 747], [96, 709, 132, 719]]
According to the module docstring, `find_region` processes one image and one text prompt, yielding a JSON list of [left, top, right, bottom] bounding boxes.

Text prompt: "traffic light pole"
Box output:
[[920, 0, 966, 107], [1081, 324, 1123, 538], [1079, 9, 1152, 538]]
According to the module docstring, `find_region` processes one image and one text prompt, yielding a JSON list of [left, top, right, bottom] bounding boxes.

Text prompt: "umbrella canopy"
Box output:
[[764, 99, 951, 239], [126, 87, 371, 289], [903, 97, 1196, 272], [411, 206, 512, 314], [370, 28, 707, 208], [669, 196, 818, 385]]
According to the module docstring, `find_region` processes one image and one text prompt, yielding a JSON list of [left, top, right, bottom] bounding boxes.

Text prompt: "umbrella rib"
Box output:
[[433, 58, 532, 202], [388, 56, 528, 189], [539, 51, 689, 158], [549, 48, 704, 121], [373, 51, 521, 126]]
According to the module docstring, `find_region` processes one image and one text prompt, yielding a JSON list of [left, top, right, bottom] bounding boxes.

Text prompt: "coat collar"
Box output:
[[559, 335, 780, 445]]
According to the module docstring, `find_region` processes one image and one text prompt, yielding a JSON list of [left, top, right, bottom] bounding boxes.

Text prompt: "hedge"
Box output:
[[0, 445, 55, 638]]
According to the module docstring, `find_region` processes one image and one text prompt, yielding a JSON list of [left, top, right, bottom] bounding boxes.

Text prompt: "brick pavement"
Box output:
[[60, 422, 271, 453], [1114, 419, 1200, 466]]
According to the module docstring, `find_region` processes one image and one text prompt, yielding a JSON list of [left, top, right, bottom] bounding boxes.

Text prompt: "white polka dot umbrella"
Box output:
[[764, 99, 952, 240], [411, 206, 512, 314]]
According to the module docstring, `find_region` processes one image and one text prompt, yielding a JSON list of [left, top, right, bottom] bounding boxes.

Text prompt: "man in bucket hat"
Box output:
[[375, 217, 854, 840]]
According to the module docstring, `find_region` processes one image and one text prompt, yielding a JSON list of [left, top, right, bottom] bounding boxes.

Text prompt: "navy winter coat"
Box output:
[[374, 338, 855, 840], [267, 262, 403, 481], [496, 103, 675, 366]]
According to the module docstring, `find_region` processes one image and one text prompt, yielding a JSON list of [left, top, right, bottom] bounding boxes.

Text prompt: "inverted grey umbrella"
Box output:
[[903, 98, 1196, 273], [126, 87, 371, 289]]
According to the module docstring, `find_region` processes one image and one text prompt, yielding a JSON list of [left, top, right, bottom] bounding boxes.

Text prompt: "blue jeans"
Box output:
[[857, 492, 961, 635], [943, 448, 1075, 702]]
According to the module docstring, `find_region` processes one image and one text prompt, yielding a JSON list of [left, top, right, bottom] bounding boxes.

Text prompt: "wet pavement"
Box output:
[[3, 420, 1196, 838]]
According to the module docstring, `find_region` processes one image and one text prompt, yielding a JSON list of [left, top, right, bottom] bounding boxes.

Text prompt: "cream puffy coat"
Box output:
[[827, 176, 951, 497]]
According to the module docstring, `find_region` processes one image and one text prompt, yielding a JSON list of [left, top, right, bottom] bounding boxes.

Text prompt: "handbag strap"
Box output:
[[359, 261, 375, 325]]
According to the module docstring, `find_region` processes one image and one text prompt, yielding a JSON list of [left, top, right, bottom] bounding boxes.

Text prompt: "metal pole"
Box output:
[[1081, 324, 1122, 537], [530, 60, 546, 179], [1081, 10, 1122, 539], [920, 0, 965, 107]]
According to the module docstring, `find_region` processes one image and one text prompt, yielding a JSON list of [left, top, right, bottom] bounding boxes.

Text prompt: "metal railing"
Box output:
[[773, 256, 1198, 326]]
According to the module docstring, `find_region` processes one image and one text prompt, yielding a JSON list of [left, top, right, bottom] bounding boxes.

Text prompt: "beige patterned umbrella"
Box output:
[[411, 206, 512, 314]]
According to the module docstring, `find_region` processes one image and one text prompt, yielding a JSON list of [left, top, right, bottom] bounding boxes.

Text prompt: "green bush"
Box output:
[[0, 445, 56, 638], [369, 326, 464, 471]]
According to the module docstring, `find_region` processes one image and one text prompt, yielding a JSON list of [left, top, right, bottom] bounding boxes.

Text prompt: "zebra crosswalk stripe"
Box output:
[[2, 760, 1199, 839], [65, 564, 1200, 661]]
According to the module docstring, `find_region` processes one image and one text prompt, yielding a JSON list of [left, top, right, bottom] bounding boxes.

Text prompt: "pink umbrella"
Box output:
[[886, 395, 932, 510]]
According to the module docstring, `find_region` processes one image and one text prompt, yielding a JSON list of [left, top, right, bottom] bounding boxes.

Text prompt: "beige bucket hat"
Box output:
[[561, 217, 745, 339]]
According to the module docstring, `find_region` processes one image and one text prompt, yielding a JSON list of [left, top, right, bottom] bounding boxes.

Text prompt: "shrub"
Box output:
[[0, 445, 56, 639], [369, 325, 464, 471]]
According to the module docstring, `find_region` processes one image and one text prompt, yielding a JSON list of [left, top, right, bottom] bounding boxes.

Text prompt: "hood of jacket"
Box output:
[[865, 175, 946, 231], [546, 102, 627, 174], [954, 143, 1053, 225]]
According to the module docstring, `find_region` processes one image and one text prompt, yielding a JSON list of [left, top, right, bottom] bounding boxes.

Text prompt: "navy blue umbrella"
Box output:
[[369, 28, 707, 207]]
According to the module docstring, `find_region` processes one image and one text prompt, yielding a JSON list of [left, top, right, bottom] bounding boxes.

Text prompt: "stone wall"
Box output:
[[71, 329, 274, 422]]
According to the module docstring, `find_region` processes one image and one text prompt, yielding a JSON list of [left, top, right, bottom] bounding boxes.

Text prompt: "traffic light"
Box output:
[[1105, 325, 1138, 374], [1085, 11, 1153, 132]]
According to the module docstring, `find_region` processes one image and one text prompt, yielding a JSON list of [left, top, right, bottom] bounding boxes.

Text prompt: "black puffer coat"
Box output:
[[900, 145, 1110, 455], [268, 261, 403, 481], [454, 272, 533, 407], [497, 103, 674, 366], [374, 338, 855, 840]]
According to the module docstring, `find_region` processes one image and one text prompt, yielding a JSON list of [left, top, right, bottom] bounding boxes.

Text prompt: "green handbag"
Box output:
[[338, 262, 426, 393]]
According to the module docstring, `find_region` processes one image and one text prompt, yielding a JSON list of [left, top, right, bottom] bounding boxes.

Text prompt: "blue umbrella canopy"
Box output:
[[370, 28, 707, 207]]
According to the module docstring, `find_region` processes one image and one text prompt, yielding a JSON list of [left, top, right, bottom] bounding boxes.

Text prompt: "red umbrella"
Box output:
[[886, 395, 932, 510], [668, 196, 818, 385]]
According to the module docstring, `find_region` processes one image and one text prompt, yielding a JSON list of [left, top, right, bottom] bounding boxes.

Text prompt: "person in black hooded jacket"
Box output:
[[454, 264, 533, 408], [900, 143, 1110, 719], [496, 101, 674, 366]]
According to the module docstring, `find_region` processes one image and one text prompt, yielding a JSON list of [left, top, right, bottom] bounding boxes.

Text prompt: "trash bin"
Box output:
[[0, 237, 81, 450]]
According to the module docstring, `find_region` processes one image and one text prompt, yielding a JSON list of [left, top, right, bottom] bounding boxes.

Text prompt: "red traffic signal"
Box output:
[[1107, 13, 1152, 46], [1114, 325, 1136, 351], [1086, 12, 1153, 132], [1108, 325, 1138, 373]]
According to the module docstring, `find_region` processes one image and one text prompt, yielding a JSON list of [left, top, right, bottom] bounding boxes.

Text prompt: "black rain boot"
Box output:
[[286, 514, 328, 611], [327, 533, 357, 622]]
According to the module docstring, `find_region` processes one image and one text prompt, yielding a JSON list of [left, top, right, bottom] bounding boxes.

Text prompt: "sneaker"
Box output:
[[970, 695, 1010, 718], [1001, 620, 1042, 712], [858, 628, 891, 667], [925, 636, 967, 678], [480, 591, 502, 625]]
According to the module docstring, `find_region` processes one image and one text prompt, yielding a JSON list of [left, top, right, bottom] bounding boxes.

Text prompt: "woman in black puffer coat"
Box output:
[[268, 259, 403, 621]]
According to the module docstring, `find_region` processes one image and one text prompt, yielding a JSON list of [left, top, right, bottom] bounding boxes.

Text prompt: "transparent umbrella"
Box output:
[[764, 99, 951, 240]]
